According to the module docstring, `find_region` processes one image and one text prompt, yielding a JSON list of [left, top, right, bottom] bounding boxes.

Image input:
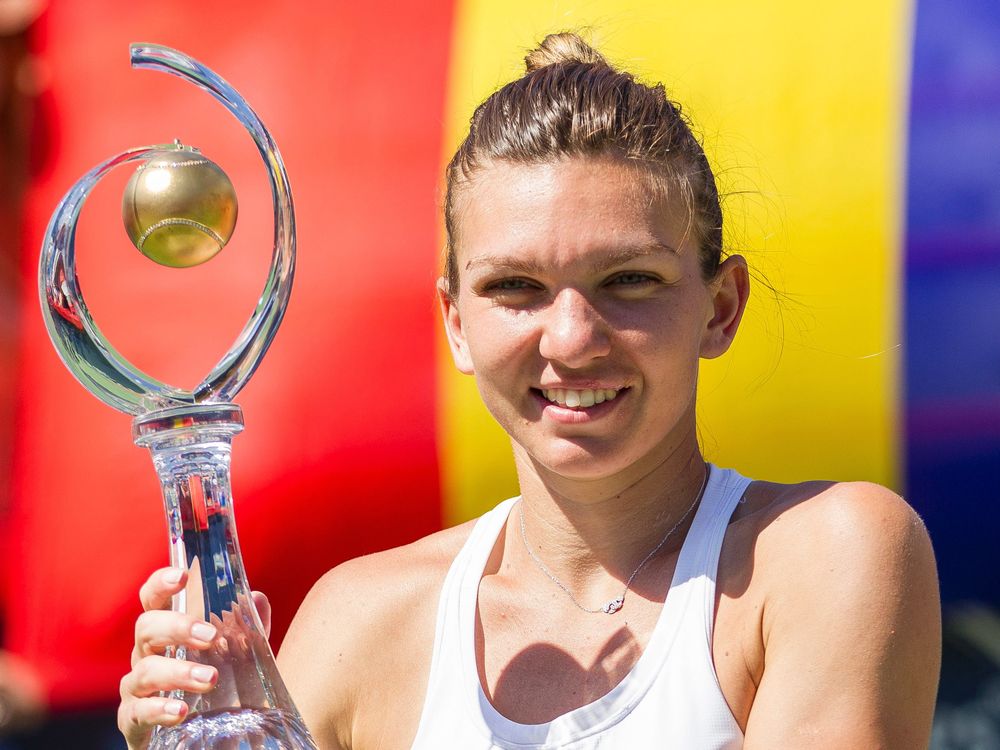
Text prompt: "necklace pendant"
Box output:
[[603, 597, 624, 614]]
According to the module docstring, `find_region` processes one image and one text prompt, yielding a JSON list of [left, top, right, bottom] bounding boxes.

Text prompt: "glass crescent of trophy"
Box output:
[[38, 45, 318, 749]]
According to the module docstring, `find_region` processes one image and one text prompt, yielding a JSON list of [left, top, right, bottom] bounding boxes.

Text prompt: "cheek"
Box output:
[[461, 313, 543, 423], [463, 307, 536, 366], [462, 317, 501, 370], [627, 306, 708, 392], [619, 300, 706, 357]]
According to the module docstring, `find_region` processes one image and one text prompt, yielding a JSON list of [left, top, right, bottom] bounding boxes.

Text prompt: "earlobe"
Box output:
[[700, 255, 750, 359], [436, 278, 475, 374]]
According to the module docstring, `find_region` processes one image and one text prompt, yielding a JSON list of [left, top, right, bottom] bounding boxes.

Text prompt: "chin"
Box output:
[[524, 440, 636, 481]]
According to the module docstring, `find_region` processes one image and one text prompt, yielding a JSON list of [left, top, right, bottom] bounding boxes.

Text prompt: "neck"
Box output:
[[510, 428, 708, 596]]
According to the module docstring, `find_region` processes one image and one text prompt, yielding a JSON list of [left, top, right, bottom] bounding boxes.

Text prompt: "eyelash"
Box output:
[[483, 277, 538, 293], [607, 272, 657, 286], [481, 272, 660, 294]]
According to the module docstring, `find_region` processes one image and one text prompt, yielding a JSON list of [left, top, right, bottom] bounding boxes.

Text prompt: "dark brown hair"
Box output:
[[444, 32, 724, 293]]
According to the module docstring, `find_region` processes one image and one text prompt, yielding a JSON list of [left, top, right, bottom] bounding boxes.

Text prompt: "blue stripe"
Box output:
[[905, 0, 1000, 604]]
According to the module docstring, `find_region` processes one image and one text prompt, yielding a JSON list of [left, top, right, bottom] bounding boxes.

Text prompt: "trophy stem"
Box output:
[[134, 403, 316, 749]]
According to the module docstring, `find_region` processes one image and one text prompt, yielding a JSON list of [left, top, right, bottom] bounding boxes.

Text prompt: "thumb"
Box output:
[[251, 591, 272, 639]]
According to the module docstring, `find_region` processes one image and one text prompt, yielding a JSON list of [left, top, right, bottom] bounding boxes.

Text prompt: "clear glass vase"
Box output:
[[134, 404, 316, 749]]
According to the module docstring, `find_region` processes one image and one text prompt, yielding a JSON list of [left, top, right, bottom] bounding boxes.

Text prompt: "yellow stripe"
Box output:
[[438, 1, 912, 524]]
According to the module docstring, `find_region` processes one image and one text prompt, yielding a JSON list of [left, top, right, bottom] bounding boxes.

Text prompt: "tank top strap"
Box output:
[[411, 497, 518, 748], [663, 465, 753, 662]]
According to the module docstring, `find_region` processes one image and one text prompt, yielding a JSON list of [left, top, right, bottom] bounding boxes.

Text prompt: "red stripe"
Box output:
[[8, 1, 454, 709]]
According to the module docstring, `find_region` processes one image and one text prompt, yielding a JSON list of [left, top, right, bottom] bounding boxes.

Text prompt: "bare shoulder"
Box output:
[[729, 479, 941, 747], [721, 479, 937, 616], [276, 520, 477, 749], [742, 480, 937, 605], [734, 478, 940, 653], [746, 479, 932, 560]]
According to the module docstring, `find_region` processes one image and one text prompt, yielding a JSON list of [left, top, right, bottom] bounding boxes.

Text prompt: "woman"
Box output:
[[119, 33, 941, 749]]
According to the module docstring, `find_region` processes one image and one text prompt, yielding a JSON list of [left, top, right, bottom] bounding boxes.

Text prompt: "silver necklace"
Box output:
[[518, 466, 709, 615]]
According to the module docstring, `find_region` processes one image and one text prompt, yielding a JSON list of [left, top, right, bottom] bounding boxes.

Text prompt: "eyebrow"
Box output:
[[464, 243, 679, 275]]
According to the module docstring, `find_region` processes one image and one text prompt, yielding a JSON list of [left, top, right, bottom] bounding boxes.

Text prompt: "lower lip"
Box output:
[[531, 390, 625, 424]]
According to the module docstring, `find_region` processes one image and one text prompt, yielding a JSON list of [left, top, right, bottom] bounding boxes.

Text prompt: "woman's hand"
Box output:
[[116, 568, 271, 750]]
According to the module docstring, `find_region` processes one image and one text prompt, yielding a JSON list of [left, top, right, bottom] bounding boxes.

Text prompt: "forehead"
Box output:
[[452, 157, 696, 268]]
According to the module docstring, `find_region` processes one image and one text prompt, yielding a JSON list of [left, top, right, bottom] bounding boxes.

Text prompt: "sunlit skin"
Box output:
[[119, 155, 941, 750], [439, 155, 747, 580], [443, 157, 739, 483]]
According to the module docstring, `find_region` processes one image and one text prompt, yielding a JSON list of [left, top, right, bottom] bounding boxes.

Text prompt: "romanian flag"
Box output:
[[2, 0, 996, 710]]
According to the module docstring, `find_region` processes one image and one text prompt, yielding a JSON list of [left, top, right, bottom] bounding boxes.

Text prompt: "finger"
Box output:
[[118, 694, 188, 746], [133, 610, 217, 663], [211, 628, 231, 661], [139, 567, 188, 612], [205, 613, 230, 662], [251, 591, 271, 638], [222, 608, 254, 659], [121, 655, 218, 699]]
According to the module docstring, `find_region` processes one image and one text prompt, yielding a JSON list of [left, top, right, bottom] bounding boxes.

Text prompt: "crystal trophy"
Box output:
[[39, 45, 317, 749]]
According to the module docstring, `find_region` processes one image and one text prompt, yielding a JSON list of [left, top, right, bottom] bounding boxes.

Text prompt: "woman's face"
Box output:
[[440, 156, 746, 484]]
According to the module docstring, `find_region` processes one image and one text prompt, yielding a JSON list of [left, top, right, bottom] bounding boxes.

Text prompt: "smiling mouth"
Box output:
[[535, 387, 624, 408]]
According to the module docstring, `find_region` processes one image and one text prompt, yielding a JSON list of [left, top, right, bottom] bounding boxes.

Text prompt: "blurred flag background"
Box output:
[[0, 1, 996, 747]]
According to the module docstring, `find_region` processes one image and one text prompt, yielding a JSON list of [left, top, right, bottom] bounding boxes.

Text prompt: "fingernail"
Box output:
[[165, 700, 184, 716], [191, 622, 216, 642], [191, 665, 214, 683], [164, 568, 183, 584]]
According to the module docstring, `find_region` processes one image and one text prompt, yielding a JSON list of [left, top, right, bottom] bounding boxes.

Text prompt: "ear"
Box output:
[[437, 277, 475, 374], [700, 254, 750, 359]]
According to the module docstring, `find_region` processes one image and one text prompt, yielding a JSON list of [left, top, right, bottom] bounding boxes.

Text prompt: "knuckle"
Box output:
[[139, 578, 157, 608], [134, 611, 183, 654], [130, 661, 150, 693], [140, 568, 176, 611], [129, 701, 145, 729], [130, 657, 156, 697], [116, 704, 131, 736], [134, 611, 152, 642], [118, 699, 142, 733]]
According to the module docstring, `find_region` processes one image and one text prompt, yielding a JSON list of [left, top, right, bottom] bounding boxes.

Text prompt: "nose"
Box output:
[[538, 288, 611, 367]]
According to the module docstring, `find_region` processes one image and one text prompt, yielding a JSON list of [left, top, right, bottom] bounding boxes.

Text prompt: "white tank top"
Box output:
[[410, 465, 751, 749]]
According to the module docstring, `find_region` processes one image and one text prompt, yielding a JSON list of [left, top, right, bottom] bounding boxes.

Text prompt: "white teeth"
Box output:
[[541, 387, 621, 408]]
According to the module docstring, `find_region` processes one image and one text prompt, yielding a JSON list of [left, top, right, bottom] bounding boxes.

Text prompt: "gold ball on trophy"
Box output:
[[122, 148, 238, 268]]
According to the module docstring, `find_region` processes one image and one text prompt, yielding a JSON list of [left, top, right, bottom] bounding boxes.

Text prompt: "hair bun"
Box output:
[[524, 32, 609, 72]]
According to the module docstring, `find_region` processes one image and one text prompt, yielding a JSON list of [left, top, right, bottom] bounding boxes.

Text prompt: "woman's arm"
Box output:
[[743, 482, 941, 748], [276, 566, 364, 750]]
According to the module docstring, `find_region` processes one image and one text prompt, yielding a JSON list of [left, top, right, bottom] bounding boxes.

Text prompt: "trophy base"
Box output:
[[150, 707, 314, 749]]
